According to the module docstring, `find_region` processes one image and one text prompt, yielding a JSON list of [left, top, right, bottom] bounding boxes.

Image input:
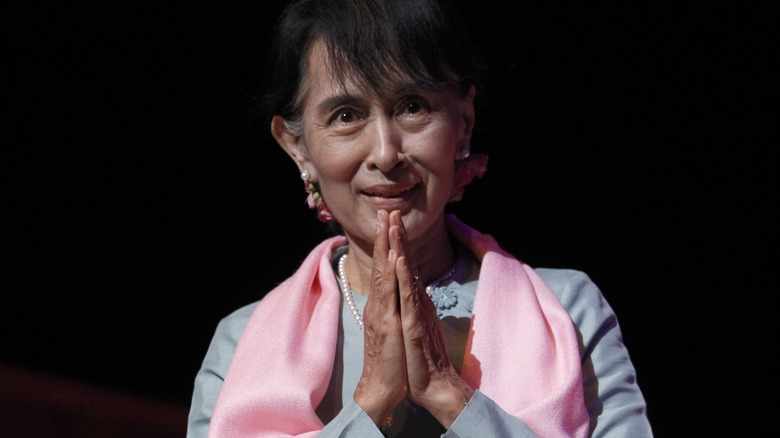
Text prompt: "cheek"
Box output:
[[315, 155, 351, 182], [407, 129, 459, 175], [305, 132, 359, 181], [307, 145, 363, 211]]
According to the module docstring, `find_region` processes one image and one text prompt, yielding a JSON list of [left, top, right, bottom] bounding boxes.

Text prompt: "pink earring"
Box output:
[[449, 150, 488, 203], [300, 170, 334, 222]]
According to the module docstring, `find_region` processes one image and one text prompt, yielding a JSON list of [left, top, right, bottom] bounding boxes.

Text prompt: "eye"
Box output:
[[326, 107, 365, 134], [397, 96, 431, 118], [335, 110, 356, 124], [404, 101, 423, 114]]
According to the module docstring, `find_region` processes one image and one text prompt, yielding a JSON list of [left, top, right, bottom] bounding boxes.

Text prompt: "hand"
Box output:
[[391, 211, 475, 428], [353, 209, 408, 426]]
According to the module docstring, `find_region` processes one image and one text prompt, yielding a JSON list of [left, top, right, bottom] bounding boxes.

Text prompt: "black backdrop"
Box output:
[[4, 2, 773, 436]]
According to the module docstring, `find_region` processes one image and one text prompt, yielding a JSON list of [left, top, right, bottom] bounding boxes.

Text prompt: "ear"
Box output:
[[461, 84, 477, 141], [271, 115, 311, 175]]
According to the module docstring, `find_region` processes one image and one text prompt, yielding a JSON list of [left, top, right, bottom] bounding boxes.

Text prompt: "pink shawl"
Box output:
[[209, 218, 589, 437]]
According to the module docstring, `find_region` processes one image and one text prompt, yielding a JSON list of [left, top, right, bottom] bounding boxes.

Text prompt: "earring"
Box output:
[[449, 151, 488, 203], [456, 146, 471, 160], [300, 170, 334, 222]]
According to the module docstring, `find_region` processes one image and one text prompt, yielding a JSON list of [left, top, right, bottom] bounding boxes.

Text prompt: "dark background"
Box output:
[[4, 1, 773, 436]]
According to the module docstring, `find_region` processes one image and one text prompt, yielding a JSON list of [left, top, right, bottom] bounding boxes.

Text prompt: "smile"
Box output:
[[360, 184, 416, 209], [364, 189, 410, 197]]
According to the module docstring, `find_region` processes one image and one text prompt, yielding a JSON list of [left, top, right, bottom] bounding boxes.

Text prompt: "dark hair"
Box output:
[[260, 0, 485, 124]]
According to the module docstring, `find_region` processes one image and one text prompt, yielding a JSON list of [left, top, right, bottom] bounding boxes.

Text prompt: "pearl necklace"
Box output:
[[337, 252, 459, 330]]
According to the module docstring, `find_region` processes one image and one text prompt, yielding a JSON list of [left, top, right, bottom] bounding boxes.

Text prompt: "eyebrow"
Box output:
[[315, 94, 365, 114], [313, 85, 435, 115]]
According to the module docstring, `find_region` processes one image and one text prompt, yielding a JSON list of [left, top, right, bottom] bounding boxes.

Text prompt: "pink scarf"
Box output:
[[209, 218, 589, 437]]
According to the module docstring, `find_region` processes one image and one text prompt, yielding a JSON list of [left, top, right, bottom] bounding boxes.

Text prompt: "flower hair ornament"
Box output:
[[300, 169, 334, 222], [449, 146, 489, 202]]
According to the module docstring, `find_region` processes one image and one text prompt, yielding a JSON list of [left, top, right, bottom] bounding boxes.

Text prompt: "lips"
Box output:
[[363, 188, 410, 197], [361, 183, 416, 209]]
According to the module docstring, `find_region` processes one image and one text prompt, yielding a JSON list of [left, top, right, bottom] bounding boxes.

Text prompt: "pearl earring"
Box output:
[[299, 169, 334, 222]]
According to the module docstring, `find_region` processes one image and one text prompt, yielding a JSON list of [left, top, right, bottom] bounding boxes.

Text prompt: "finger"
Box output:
[[372, 209, 391, 271], [398, 250, 451, 368], [389, 210, 420, 284], [368, 209, 398, 313], [392, 231, 432, 326], [396, 254, 419, 309]]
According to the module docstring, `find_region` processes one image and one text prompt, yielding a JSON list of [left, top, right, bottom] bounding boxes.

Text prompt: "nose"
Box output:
[[366, 117, 403, 173]]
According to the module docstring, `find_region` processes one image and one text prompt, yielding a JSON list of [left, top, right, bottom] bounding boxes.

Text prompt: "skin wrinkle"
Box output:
[[272, 23, 476, 429], [282, 41, 469, 293], [195, 2, 653, 436]]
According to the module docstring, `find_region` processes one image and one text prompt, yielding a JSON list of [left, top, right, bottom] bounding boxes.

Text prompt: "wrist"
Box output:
[[416, 374, 474, 428], [378, 416, 394, 436], [353, 384, 400, 427]]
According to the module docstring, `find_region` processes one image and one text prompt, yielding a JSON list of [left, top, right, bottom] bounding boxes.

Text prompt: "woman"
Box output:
[[187, 0, 652, 436]]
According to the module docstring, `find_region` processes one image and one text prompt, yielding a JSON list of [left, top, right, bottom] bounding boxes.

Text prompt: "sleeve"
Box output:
[[186, 302, 384, 438], [320, 392, 538, 438], [538, 269, 654, 438], [318, 399, 384, 437], [444, 390, 538, 438], [186, 302, 258, 438]]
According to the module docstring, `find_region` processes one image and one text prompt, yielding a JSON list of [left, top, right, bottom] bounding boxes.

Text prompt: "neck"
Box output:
[[342, 215, 455, 297]]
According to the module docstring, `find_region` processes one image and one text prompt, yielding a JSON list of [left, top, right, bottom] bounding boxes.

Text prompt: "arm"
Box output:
[[321, 393, 540, 437], [538, 268, 654, 438], [444, 390, 538, 438], [186, 303, 385, 438], [186, 302, 257, 438]]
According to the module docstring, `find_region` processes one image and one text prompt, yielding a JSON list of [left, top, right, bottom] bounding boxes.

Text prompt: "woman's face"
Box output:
[[282, 43, 474, 246]]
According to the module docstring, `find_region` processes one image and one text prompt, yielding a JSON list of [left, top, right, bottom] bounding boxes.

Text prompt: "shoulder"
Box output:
[[533, 267, 615, 332], [214, 301, 260, 343], [225, 300, 260, 321], [533, 269, 652, 434], [198, 301, 260, 377], [534, 268, 605, 306]]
